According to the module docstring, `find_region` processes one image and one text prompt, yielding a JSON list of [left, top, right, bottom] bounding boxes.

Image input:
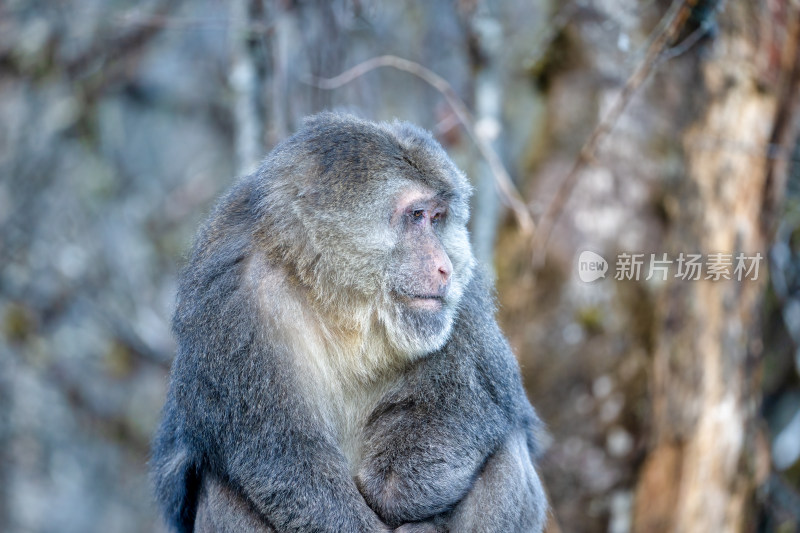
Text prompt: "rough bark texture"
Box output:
[[633, 3, 796, 532]]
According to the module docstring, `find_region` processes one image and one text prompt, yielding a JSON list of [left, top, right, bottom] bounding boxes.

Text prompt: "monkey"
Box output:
[[150, 112, 548, 532]]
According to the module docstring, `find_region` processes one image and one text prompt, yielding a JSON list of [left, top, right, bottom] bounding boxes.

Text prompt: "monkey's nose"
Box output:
[[438, 255, 453, 283]]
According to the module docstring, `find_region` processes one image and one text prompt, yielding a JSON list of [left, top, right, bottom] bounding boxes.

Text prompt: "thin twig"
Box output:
[[761, 2, 800, 239], [308, 55, 535, 234], [531, 0, 701, 265], [660, 20, 712, 62]]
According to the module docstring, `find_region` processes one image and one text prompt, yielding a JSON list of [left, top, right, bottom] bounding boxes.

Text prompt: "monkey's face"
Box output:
[[256, 113, 475, 358], [380, 184, 474, 358]]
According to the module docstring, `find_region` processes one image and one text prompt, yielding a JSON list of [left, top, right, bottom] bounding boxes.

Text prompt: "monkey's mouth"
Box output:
[[399, 294, 446, 311]]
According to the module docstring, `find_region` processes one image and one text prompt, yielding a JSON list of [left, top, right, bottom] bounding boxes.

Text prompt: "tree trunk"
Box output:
[[633, 2, 799, 531]]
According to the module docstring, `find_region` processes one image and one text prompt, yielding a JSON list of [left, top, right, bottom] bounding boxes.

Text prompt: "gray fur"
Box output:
[[150, 112, 547, 532]]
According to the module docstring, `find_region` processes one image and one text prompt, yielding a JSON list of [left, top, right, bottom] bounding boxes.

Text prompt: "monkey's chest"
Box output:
[[324, 383, 390, 475]]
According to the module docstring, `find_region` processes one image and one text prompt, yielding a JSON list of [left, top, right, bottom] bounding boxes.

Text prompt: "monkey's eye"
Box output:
[[411, 209, 425, 220], [431, 211, 444, 223]]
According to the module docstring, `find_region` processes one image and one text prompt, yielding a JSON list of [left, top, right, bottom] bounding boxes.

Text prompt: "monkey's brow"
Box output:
[[436, 190, 456, 204]]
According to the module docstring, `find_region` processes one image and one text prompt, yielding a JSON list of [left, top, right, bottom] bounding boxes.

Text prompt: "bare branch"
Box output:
[[531, 0, 702, 265], [308, 55, 535, 235]]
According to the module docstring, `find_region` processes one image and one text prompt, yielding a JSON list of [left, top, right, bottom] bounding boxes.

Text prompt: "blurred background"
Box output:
[[2, 0, 800, 531]]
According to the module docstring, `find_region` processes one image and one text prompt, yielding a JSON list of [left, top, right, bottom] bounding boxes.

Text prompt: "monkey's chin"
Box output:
[[385, 304, 454, 359]]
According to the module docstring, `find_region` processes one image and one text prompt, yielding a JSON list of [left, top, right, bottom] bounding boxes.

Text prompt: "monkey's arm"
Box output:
[[391, 429, 547, 533], [193, 474, 275, 533], [446, 428, 548, 532], [359, 372, 546, 533], [155, 345, 392, 533], [163, 343, 391, 533]]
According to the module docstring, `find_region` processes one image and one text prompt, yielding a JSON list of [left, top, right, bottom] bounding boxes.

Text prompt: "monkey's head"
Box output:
[[253, 112, 476, 359]]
